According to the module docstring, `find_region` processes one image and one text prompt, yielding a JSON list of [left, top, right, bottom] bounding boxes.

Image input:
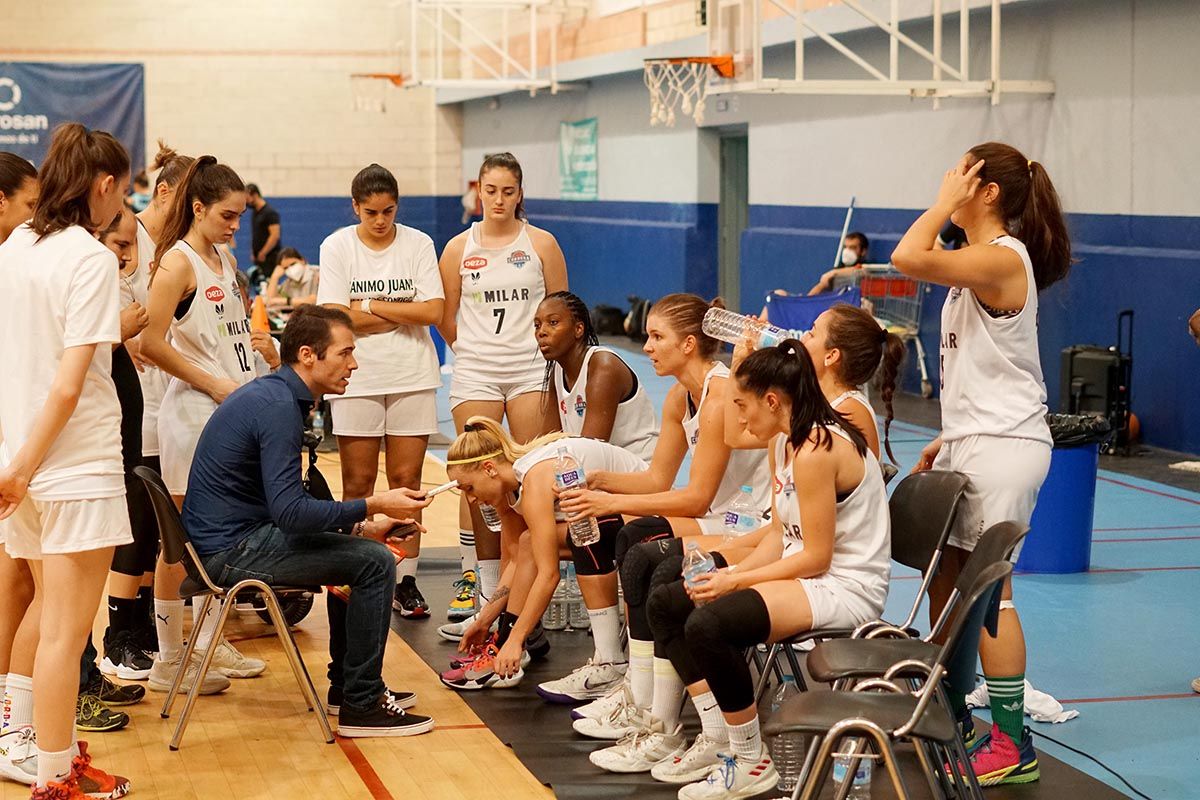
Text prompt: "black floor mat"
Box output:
[[394, 555, 1130, 800]]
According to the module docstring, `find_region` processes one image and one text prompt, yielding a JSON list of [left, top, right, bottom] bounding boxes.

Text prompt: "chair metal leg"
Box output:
[[781, 641, 809, 692], [753, 643, 781, 704], [947, 731, 985, 800], [260, 584, 334, 744], [865, 729, 912, 800], [161, 593, 216, 719], [910, 736, 948, 800], [170, 589, 237, 750], [797, 727, 843, 800]]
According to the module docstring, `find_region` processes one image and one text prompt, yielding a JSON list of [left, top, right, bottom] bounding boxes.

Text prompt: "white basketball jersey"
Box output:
[[454, 223, 545, 380], [129, 218, 167, 456], [680, 363, 771, 519], [512, 436, 648, 520], [553, 346, 658, 462], [939, 236, 1051, 445], [830, 389, 878, 437], [164, 241, 255, 392], [772, 428, 891, 613]]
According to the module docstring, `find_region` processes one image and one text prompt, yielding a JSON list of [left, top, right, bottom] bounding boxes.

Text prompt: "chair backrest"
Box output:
[[133, 465, 212, 589], [935, 561, 1011, 679], [955, 521, 1029, 595], [888, 470, 969, 573], [765, 286, 862, 332]]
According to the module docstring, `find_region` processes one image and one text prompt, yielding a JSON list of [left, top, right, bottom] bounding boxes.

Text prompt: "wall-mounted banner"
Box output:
[[0, 62, 146, 169], [559, 117, 598, 201]]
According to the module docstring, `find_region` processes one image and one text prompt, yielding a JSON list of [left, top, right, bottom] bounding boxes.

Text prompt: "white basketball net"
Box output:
[[643, 60, 714, 127]]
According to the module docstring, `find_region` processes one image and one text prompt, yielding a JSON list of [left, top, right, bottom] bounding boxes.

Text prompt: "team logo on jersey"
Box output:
[[464, 256, 488, 270], [507, 250, 531, 268], [214, 303, 224, 318], [560, 398, 569, 416], [773, 476, 784, 494], [690, 430, 700, 446], [205, 286, 225, 302], [574, 395, 586, 418], [948, 287, 962, 304]]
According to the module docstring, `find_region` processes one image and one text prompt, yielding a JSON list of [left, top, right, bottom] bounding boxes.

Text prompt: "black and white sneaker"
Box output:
[[392, 576, 429, 619], [327, 686, 417, 716], [100, 630, 154, 681], [337, 694, 433, 738]]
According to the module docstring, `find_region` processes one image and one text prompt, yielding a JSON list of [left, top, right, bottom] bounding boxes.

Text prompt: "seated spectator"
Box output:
[[807, 231, 870, 295], [180, 305, 435, 738], [125, 171, 151, 213], [265, 247, 319, 310]]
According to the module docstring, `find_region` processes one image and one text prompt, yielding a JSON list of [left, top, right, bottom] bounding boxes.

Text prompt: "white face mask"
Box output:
[[285, 265, 306, 282], [841, 247, 860, 267]]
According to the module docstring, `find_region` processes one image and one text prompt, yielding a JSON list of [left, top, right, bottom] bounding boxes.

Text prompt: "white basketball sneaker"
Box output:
[[570, 680, 629, 721], [650, 732, 729, 784], [536, 659, 627, 704], [571, 685, 642, 740], [677, 746, 779, 800], [589, 715, 686, 773]]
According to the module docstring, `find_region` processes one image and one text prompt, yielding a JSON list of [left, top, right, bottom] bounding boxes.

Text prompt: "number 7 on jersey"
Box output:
[[492, 307, 505, 334]]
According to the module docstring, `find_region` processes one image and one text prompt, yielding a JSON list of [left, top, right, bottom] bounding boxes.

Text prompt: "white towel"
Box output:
[[965, 679, 1079, 723]]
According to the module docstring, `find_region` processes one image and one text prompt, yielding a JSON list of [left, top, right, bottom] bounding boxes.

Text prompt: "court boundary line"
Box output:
[[335, 737, 397, 800]]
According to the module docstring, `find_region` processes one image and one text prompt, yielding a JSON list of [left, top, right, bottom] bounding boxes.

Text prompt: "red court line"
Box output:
[[1093, 524, 1200, 532], [1057, 692, 1200, 705], [1093, 535, 1200, 543], [1097, 475, 1200, 506], [335, 737, 396, 800]]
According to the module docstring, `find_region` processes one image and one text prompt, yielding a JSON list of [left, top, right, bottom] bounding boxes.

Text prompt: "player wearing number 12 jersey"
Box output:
[[437, 152, 568, 623]]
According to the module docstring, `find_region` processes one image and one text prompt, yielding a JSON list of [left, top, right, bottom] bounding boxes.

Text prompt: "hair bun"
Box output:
[[709, 297, 727, 311]]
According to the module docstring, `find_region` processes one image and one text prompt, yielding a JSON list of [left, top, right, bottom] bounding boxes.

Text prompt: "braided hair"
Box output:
[[539, 291, 599, 407]]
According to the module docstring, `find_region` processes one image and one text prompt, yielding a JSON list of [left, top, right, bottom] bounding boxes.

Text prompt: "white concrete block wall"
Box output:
[[1, 0, 461, 197]]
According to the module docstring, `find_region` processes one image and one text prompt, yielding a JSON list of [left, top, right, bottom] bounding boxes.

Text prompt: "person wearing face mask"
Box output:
[[265, 246, 319, 312], [806, 231, 870, 295]]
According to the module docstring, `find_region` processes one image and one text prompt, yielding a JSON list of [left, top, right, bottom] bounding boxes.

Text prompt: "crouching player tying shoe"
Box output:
[[441, 419, 646, 693], [645, 341, 891, 799], [181, 305, 435, 737]]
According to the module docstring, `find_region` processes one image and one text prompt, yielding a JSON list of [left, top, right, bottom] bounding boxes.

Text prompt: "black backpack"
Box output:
[[591, 304, 626, 337], [624, 296, 653, 341]]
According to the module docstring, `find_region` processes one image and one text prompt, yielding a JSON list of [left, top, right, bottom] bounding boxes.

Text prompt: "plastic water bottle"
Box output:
[[543, 564, 568, 630], [702, 307, 795, 350], [311, 406, 325, 436], [562, 563, 590, 630], [768, 676, 805, 792], [723, 485, 764, 545], [554, 446, 601, 547], [832, 738, 873, 799], [479, 503, 502, 533], [681, 540, 717, 603]]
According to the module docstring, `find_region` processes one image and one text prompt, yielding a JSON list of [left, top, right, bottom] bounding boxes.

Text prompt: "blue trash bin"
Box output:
[[1015, 442, 1100, 574]]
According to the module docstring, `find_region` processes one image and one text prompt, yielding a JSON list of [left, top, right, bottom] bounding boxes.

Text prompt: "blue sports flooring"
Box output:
[[428, 347, 1200, 800]]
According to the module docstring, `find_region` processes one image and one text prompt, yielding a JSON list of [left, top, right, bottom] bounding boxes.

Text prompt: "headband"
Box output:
[[446, 450, 503, 465]]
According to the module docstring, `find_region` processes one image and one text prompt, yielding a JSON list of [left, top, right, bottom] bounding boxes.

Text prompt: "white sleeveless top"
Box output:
[[553, 346, 658, 462], [454, 222, 546, 381], [127, 218, 168, 456], [830, 388, 878, 434], [772, 428, 891, 614], [939, 236, 1051, 445], [681, 363, 772, 521], [511, 436, 648, 520], [164, 241, 256, 395]]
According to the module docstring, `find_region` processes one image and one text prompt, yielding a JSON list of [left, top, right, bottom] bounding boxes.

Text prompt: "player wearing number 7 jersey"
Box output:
[[438, 152, 568, 623]]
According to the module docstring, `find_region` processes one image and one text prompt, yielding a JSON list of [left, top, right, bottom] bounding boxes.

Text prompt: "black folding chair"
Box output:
[[752, 470, 969, 701], [764, 560, 1012, 800], [133, 465, 335, 750]]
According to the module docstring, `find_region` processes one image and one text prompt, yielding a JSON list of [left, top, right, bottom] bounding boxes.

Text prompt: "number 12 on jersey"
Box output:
[[492, 307, 506, 334], [234, 341, 253, 373]]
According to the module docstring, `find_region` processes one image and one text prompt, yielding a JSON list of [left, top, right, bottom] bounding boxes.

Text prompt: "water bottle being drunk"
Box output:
[[555, 446, 601, 547], [479, 503, 502, 533], [702, 307, 798, 350]]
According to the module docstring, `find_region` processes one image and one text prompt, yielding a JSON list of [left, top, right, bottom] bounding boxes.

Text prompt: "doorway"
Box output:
[[718, 132, 748, 310]]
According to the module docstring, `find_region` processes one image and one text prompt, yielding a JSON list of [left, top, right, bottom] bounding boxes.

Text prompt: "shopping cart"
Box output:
[[859, 264, 934, 398]]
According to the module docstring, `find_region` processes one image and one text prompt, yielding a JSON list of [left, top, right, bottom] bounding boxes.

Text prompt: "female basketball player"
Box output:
[[439, 419, 646, 692], [317, 164, 444, 619], [892, 143, 1072, 786], [642, 341, 891, 799], [438, 152, 568, 624], [140, 155, 261, 692], [0, 153, 37, 242], [536, 291, 657, 461], [0, 124, 132, 798]]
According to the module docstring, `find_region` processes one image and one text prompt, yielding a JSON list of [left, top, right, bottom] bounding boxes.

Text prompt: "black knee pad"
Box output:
[[645, 579, 692, 639], [614, 516, 673, 568], [648, 550, 685, 594], [621, 537, 679, 606], [571, 515, 623, 576]]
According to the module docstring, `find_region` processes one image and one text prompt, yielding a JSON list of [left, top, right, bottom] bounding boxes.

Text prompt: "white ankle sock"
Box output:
[[727, 716, 763, 762], [628, 639, 654, 709], [155, 598, 185, 662], [587, 605, 624, 664], [476, 559, 501, 603], [191, 600, 220, 652], [397, 557, 419, 581], [35, 744, 72, 788], [2, 673, 32, 733], [651, 658, 685, 729], [691, 690, 728, 742], [459, 530, 477, 573]]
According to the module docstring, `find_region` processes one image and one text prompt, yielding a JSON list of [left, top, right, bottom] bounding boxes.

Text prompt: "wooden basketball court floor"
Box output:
[[0, 454, 551, 800]]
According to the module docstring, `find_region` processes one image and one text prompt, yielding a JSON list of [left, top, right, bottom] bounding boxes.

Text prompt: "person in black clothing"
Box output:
[[246, 183, 281, 287]]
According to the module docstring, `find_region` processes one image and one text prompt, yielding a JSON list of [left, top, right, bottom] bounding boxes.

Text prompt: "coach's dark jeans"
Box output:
[[200, 524, 396, 713]]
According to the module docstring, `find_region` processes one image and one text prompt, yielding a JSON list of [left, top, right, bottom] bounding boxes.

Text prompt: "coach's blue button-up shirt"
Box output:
[[182, 365, 366, 555]]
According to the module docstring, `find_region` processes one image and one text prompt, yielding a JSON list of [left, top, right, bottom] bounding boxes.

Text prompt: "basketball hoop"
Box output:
[[642, 56, 734, 127], [350, 73, 406, 113]]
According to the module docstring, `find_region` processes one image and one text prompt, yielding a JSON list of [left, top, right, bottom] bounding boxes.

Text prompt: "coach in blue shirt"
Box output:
[[183, 305, 434, 738]]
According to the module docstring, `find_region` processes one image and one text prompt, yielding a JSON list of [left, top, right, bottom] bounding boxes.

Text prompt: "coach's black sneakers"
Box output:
[[100, 630, 153, 681], [337, 694, 433, 738], [392, 576, 429, 619], [326, 686, 417, 716]]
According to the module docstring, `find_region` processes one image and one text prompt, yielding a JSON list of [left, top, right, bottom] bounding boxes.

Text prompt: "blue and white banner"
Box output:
[[559, 117, 598, 201], [0, 62, 145, 169]]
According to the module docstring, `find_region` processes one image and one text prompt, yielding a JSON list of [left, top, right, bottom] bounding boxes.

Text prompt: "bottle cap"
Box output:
[[741, 485, 752, 492]]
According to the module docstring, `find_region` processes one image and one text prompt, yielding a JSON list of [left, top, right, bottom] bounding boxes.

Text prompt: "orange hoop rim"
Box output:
[[643, 55, 734, 79], [351, 72, 406, 87]]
